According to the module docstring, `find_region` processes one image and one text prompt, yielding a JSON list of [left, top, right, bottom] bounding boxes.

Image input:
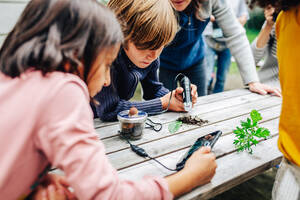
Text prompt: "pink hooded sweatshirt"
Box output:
[[0, 70, 172, 200]]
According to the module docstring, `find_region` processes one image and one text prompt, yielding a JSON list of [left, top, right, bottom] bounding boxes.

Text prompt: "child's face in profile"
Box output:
[[124, 41, 164, 69], [170, 0, 192, 11], [87, 44, 120, 97]]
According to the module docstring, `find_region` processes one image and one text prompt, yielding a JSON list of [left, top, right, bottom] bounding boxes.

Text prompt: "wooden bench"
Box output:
[[95, 89, 282, 199]]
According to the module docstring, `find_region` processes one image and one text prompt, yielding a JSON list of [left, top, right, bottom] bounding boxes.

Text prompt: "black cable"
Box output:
[[125, 138, 177, 172], [147, 155, 177, 172], [147, 73, 185, 116], [122, 74, 189, 170]]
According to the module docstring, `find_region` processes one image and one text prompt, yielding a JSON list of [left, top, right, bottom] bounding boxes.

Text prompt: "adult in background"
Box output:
[[251, 4, 279, 86], [204, 0, 249, 94], [159, 0, 281, 97]]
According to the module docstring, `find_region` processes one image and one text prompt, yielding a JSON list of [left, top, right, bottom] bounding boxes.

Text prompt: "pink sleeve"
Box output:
[[34, 80, 173, 200]]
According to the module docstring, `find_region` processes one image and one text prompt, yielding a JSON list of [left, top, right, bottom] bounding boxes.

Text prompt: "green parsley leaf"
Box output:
[[168, 121, 182, 133], [233, 110, 270, 154]]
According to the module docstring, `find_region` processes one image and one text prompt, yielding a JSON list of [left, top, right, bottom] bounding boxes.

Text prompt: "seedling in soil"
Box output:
[[233, 110, 270, 154]]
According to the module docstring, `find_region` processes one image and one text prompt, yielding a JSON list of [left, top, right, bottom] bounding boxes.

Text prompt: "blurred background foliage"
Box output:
[[246, 7, 265, 30]]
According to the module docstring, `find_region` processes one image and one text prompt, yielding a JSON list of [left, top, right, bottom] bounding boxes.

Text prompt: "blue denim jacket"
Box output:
[[160, 12, 209, 71], [160, 0, 259, 84]]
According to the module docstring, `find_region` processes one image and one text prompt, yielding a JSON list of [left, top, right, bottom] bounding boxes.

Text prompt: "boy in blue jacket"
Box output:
[[92, 0, 198, 121]]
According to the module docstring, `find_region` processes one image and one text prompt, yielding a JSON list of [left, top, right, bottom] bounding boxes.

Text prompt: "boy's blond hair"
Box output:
[[108, 0, 177, 50]]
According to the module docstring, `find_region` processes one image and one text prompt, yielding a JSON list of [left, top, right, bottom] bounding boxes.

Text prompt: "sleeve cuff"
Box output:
[[252, 37, 267, 50], [131, 98, 163, 114]]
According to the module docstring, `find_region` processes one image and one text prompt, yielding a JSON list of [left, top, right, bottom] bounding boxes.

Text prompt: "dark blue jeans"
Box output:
[[159, 58, 207, 96], [205, 45, 232, 93]]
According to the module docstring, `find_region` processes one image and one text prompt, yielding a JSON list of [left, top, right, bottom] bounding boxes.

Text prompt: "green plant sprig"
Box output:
[[233, 110, 270, 154]]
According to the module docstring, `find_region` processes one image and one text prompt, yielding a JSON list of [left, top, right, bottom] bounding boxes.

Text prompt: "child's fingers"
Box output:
[[191, 85, 198, 105], [174, 89, 183, 102], [48, 185, 66, 200], [62, 186, 77, 200], [47, 185, 56, 200], [191, 84, 197, 95], [198, 146, 211, 154], [57, 176, 77, 199], [32, 186, 48, 200], [175, 87, 183, 94], [48, 174, 70, 191], [58, 176, 70, 187]]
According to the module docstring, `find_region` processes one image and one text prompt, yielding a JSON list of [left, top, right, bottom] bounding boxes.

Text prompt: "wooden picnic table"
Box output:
[[0, 2, 283, 199], [94, 88, 283, 200]]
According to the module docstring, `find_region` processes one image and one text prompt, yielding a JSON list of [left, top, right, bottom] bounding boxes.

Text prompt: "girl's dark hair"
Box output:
[[0, 0, 123, 80], [248, 0, 300, 11]]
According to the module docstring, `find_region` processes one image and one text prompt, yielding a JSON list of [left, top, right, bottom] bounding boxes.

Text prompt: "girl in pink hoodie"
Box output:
[[0, 0, 216, 199]]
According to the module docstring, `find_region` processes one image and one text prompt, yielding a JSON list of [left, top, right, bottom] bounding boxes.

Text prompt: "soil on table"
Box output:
[[177, 115, 208, 126]]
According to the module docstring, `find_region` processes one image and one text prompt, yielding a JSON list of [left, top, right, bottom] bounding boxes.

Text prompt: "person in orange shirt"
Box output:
[[249, 1, 300, 199]]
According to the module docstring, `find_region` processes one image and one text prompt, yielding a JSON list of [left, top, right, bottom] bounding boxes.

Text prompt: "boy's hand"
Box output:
[[191, 84, 198, 105], [161, 84, 197, 111], [173, 84, 198, 105], [161, 90, 185, 111]]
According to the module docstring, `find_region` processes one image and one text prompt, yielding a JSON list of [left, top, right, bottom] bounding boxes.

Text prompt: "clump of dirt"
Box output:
[[177, 115, 208, 126]]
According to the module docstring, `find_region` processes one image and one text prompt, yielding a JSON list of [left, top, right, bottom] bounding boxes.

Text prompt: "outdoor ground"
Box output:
[[132, 28, 278, 200], [211, 168, 277, 200]]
